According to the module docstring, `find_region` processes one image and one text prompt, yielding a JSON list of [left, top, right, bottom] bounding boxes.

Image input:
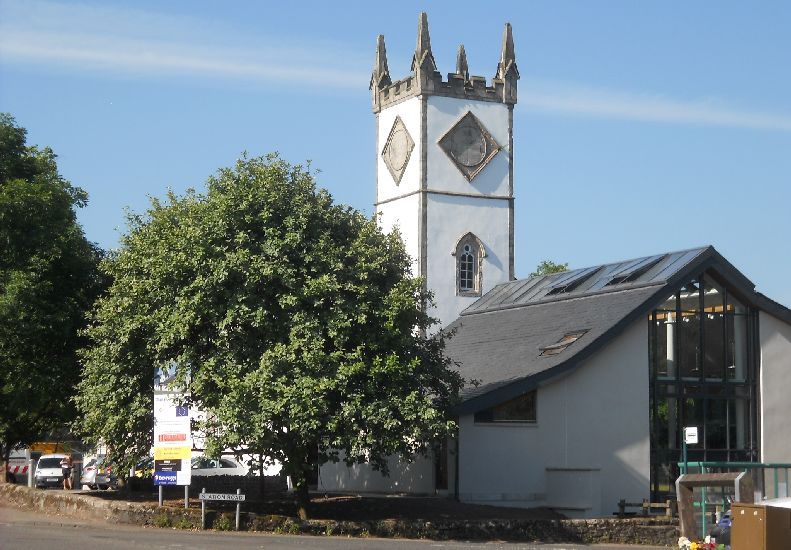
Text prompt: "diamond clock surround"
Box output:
[[438, 111, 500, 182], [381, 116, 415, 185]]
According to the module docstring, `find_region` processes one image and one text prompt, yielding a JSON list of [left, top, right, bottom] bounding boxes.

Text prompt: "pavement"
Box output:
[[0, 505, 671, 550]]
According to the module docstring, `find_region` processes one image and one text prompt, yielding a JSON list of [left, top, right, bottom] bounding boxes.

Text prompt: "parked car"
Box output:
[[34, 454, 68, 488], [190, 456, 247, 476], [80, 456, 117, 490]]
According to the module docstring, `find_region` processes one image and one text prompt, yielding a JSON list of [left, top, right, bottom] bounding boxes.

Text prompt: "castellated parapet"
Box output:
[[371, 12, 519, 113]]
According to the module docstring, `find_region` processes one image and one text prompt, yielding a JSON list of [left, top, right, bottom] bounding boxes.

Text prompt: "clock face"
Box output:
[[381, 116, 414, 184], [449, 119, 487, 167], [387, 126, 410, 171], [438, 112, 500, 182]]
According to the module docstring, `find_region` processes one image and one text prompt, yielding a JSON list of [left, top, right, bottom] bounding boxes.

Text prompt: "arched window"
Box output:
[[452, 233, 485, 297]]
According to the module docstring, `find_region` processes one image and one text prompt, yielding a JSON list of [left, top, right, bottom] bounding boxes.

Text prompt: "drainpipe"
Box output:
[[454, 421, 460, 501]]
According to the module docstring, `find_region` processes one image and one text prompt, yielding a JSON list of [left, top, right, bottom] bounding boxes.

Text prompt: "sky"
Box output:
[[1, 0, 790, 306]]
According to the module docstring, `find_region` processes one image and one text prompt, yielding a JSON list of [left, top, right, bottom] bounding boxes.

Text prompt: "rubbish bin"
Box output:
[[731, 500, 791, 550]]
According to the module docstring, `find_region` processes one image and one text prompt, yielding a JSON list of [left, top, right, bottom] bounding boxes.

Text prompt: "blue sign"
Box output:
[[175, 406, 188, 417], [154, 472, 178, 485]]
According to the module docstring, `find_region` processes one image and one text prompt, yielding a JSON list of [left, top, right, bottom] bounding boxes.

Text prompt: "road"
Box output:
[[0, 506, 669, 550]]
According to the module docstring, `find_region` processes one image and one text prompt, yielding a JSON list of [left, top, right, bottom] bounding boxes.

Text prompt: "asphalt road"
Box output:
[[0, 506, 669, 550]]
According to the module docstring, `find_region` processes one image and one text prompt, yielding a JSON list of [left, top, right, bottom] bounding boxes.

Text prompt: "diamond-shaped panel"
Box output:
[[438, 112, 500, 182], [381, 116, 414, 185]]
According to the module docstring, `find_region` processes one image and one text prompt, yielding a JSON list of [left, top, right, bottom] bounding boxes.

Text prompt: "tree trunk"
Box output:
[[1, 444, 9, 484], [0, 445, 11, 483], [257, 452, 265, 499], [295, 479, 310, 520]]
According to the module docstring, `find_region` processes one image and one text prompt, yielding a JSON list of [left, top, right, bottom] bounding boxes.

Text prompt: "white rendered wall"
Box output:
[[375, 96, 422, 275], [318, 451, 436, 494], [376, 97, 422, 203], [426, 193, 510, 327], [458, 319, 650, 518], [377, 193, 420, 277], [426, 96, 511, 197], [759, 311, 791, 462]]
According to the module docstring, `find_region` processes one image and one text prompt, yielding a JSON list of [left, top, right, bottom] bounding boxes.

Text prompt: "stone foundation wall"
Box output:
[[0, 483, 678, 545]]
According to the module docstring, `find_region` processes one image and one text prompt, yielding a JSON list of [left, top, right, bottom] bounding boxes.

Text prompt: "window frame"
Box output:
[[452, 232, 486, 297], [474, 390, 537, 424]]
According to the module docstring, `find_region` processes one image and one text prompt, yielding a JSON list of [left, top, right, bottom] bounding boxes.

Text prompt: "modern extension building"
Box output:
[[318, 13, 791, 518]]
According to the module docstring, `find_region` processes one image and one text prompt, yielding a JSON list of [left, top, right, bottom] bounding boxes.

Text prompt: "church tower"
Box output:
[[372, 13, 519, 328]]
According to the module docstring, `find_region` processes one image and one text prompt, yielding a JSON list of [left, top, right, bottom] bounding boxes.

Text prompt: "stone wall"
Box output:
[[0, 483, 678, 545]]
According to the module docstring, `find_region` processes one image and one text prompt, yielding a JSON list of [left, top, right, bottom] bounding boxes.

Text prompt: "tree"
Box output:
[[0, 114, 104, 480], [530, 259, 569, 278], [76, 154, 463, 517]]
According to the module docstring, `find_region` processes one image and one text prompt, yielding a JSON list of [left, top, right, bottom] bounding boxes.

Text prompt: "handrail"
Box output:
[[677, 461, 791, 469], [674, 461, 791, 538]]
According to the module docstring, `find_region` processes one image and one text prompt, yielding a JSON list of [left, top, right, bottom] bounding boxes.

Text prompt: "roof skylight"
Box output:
[[605, 255, 664, 286], [539, 329, 589, 357], [546, 266, 600, 295]]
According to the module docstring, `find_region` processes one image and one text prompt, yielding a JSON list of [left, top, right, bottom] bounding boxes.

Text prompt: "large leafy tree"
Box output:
[[76, 154, 462, 517], [0, 114, 103, 479]]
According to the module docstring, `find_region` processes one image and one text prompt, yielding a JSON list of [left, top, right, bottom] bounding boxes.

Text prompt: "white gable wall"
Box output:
[[759, 311, 791, 463], [458, 318, 650, 517]]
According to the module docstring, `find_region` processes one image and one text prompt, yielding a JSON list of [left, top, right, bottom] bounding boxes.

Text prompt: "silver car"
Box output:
[[80, 456, 118, 490], [190, 456, 247, 476]]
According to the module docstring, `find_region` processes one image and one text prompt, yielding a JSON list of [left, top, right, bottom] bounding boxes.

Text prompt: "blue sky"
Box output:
[[2, 0, 790, 306]]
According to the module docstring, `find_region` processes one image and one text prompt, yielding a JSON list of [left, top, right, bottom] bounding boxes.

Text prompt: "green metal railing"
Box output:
[[677, 461, 791, 537]]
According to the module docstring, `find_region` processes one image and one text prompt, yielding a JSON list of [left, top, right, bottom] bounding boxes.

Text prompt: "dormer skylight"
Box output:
[[546, 266, 600, 295], [539, 329, 589, 357]]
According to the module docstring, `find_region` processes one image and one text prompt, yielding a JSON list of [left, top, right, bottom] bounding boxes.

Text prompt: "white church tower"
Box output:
[[372, 13, 518, 328]]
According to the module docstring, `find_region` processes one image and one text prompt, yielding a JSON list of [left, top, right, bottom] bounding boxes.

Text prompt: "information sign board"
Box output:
[[153, 365, 192, 486]]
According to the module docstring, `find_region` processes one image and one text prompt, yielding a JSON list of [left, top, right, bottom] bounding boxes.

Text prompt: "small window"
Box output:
[[539, 329, 588, 357], [475, 390, 537, 423], [460, 244, 475, 291], [453, 233, 486, 297]]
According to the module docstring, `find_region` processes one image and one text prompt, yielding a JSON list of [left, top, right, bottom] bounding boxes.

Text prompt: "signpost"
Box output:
[[683, 426, 698, 474], [682, 425, 702, 533], [200, 488, 245, 530], [153, 365, 192, 508]]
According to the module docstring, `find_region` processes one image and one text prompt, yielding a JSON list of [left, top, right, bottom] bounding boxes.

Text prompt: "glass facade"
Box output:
[[648, 273, 758, 501]]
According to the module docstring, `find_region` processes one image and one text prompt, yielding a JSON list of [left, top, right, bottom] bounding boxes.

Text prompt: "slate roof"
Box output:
[[445, 245, 791, 415]]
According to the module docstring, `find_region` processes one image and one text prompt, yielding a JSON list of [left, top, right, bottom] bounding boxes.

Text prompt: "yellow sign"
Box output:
[[154, 446, 191, 460], [31, 442, 73, 453]]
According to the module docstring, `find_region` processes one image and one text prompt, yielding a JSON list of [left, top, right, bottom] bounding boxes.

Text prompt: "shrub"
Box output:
[[153, 513, 171, 528], [213, 513, 233, 531]]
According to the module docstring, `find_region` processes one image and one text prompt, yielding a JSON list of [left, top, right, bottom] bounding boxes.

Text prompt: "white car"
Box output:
[[34, 454, 68, 488], [190, 456, 247, 476]]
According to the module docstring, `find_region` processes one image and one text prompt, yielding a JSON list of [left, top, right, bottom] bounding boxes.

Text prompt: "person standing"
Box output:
[[60, 455, 72, 490]]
